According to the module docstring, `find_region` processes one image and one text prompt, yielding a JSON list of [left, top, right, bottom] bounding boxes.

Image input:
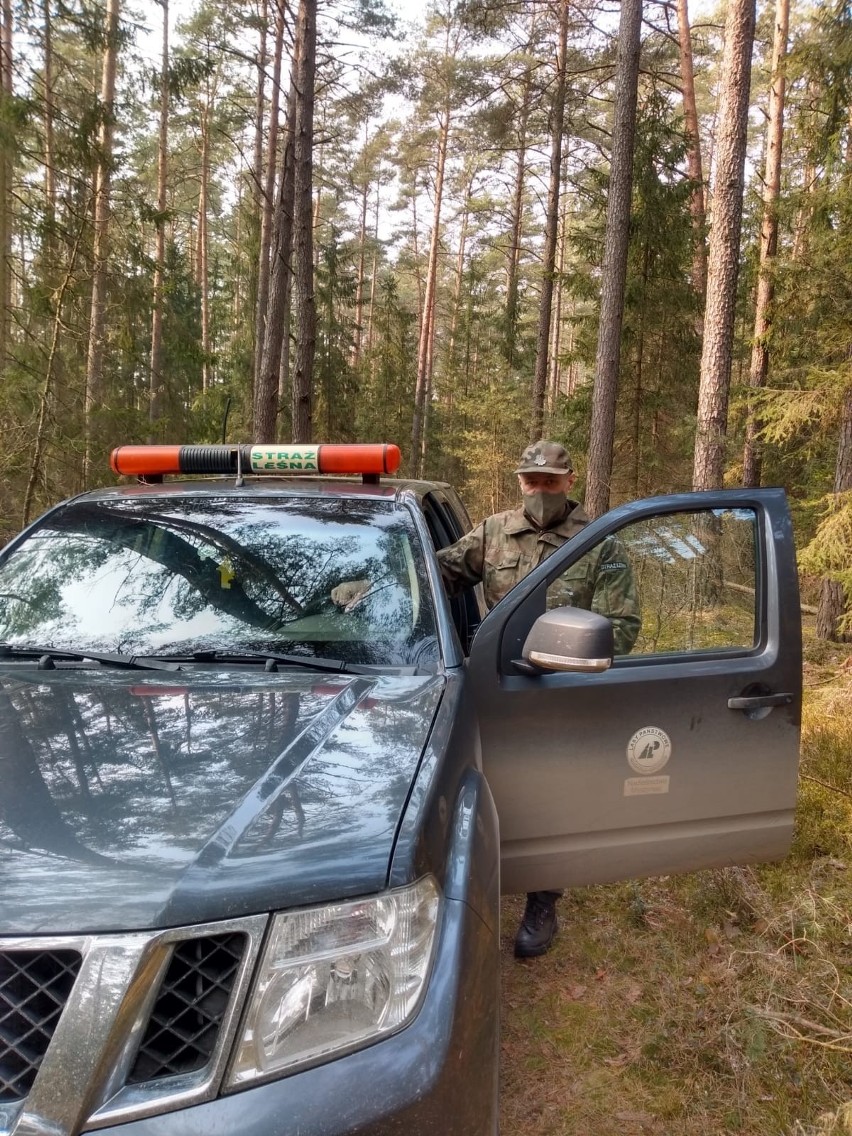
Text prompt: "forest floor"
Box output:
[[498, 638, 852, 1136]]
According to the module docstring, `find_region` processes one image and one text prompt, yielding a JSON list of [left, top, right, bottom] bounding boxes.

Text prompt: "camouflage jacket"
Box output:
[[437, 501, 641, 655]]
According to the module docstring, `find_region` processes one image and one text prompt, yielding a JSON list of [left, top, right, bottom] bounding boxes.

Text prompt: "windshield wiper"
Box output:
[[0, 644, 180, 671], [158, 650, 352, 673]]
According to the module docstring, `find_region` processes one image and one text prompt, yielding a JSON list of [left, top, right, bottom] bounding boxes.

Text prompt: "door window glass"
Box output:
[[546, 508, 758, 656]]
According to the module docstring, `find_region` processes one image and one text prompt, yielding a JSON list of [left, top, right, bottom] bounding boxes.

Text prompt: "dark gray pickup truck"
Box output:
[[0, 445, 801, 1136]]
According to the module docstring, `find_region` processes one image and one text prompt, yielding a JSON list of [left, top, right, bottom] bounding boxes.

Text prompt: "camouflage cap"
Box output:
[[514, 440, 573, 475]]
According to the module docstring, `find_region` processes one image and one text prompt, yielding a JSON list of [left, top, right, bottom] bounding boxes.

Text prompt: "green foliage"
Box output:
[[355, 273, 417, 460], [315, 228, 358, 441]]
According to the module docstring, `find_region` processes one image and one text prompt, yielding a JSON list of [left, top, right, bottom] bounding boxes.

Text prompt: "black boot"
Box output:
[[514, 891, 558, 958]]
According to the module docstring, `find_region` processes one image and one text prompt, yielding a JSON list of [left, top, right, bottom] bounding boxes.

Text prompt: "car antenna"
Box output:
[[221, 396, 232, 443]]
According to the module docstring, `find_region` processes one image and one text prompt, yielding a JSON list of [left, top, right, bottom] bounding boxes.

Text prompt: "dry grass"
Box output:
[[499, 640, 852, 1136]]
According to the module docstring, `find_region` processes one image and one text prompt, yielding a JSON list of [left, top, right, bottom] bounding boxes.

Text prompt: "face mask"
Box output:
[[524, 491, 567, 529]]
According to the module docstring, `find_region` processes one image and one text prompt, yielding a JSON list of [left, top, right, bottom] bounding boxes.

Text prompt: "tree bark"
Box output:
[[23, 227, 85, 525], [742, 0, 789, 487], [791, 80, 820, 262], [291, 0, 317, 443], [676, 0, 707, 302], [366, 184, 380, 355], [253, 0, 285, 397], [198, 91, 211, 394], [42, 0, 56, 243], [351, 125, 370, 367], [445, 179, 471, 387], [548, 191, 570, 413], [504, 42, 534, 372], [83, 0, 120, 485], [817, 386, 852, 640], [242, 0, 267, 345], [148, 0, 169, 438], [410, 105, 450, 477], [816, 127, 852, 641], [0, 0, 12, 371], [585, 0, 643, 518], [531, 0, 569, 441], [692, 0, 756, 491], [257, 16, 302, 443]]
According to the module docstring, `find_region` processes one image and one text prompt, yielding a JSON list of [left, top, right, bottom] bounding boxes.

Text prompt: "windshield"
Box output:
[[0, 495, 439, 669]]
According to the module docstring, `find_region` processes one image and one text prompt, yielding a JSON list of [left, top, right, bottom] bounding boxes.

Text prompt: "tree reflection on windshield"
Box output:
[[0, 496, 439, 669]]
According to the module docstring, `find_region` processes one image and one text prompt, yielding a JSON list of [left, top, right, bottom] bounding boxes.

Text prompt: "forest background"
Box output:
[[0, 0, 850, 644], [1, 1, 852, 1132], [0, 0, 851, 636]]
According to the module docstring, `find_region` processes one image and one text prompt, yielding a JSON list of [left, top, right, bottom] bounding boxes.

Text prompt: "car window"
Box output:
[[546, 507, 758, 657], [0, 497, 439, 669]]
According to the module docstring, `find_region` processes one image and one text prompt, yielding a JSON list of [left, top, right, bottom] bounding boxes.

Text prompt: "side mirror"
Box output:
[[521, 607, 614, 673]]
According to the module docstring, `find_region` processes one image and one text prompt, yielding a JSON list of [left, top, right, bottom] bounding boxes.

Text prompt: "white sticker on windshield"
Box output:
[[626, 726, 672, 775]]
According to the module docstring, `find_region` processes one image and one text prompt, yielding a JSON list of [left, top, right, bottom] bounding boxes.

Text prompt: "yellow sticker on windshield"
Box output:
[[218, 558, 235, 589]]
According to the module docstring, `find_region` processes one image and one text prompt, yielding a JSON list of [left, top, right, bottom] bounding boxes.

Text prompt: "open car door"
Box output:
[[467, 489, 802, 895]]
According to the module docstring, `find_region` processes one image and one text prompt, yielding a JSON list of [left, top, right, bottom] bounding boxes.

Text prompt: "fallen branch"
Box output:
[[801, 772, 852, 801]]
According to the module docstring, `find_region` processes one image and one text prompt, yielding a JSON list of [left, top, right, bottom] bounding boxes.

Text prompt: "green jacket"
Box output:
[[437, 501, 641, 655]]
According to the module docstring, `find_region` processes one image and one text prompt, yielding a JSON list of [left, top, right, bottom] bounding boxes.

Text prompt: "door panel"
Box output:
[[468, 490, 801, 895]]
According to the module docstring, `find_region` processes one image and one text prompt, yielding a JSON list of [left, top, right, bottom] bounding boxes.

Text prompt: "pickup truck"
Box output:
[[0, 444, 801, 1136]]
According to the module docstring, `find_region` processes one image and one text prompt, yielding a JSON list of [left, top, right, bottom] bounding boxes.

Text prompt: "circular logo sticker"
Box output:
[[626, 727, 672, 775]]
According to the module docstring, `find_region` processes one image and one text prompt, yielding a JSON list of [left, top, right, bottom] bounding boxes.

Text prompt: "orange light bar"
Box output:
[[110, 444, 402, 479], [110, 445, 185, 477]]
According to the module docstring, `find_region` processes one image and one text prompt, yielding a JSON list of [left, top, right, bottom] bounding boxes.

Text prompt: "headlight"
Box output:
[[227, 876, 440, 1087]]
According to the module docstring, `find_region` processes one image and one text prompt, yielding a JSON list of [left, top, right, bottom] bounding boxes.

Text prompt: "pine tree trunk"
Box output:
[[253, 0, 285, 396], [505, 53, 533, 371], [244, 0, 268, 348], [42, 0, 56, 243], [630, 238, 651, 496], [291, 0, 317, 444], [257, 20, 301, 443], [792, 158, 816, 261], [446, 179, 471, 383], [312, 103, 325, 269], [252, 0, 267, 218], [692, 0, 756, 492], [410, 179, 423, 314], [198, 94, 211, 394], [410, 105, 450, 477], [817, 386, 852, 640], [352, 137, 369, 367], [23, 229, 84, 525], [792, 80, 820, 261], [365, 186, 379, 355], [531, 0, 569, 441], [816, 130, 852, 640], [0, 0, 12, 371], [743, 0, 788, 487], [149, 0, 169, 438], [676, 0, 707, 301], [585, 0, 643, 517], [548, 192, 569, 413], [83, 0, 120, 485]]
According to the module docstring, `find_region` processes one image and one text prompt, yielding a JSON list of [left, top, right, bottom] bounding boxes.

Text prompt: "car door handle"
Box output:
[[727, 692, 794, 710]]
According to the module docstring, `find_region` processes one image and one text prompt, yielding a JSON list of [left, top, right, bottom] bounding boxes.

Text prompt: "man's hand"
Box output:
[[330, 579, 371, 612]]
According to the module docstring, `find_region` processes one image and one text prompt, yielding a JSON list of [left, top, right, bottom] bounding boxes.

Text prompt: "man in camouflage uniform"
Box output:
[[438, 440, 640, 957], [333, 439, 640, 956]]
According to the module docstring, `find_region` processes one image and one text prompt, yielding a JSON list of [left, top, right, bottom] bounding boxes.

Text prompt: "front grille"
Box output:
[[0, 949, 82, 1102], [127, 934, 245, 1084]]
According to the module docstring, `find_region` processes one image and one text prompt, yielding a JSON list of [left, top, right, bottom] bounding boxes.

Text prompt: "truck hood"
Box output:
[[0, 667, 443, 934]]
